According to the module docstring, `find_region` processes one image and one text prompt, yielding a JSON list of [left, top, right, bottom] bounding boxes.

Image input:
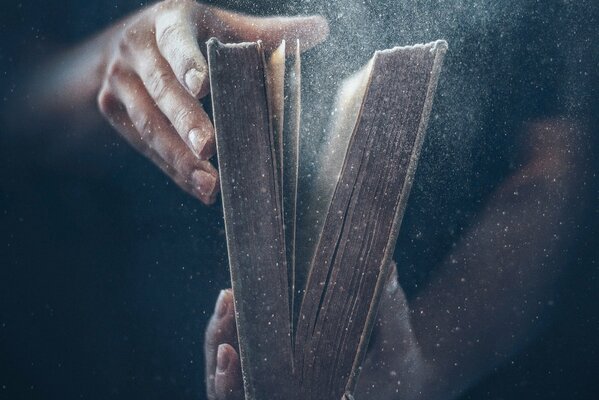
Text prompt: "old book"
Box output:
[[207, 38, 447, 400]]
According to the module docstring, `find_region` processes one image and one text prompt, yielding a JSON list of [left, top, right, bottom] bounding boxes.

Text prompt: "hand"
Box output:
[[204, 289, 243, 400], [202, 119, 587, 400], [95, 0, 328, 204], [203, 265, 422, 400]]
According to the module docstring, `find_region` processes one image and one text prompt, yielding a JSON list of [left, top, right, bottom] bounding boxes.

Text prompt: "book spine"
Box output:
[[207, 38, 293, 400]]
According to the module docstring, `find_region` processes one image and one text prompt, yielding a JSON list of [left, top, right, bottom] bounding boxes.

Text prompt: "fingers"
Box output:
[[131, 44, 215, 160], [98, 1, 329, 207], [154, 6, 210, 98], [97, 84, 191, 185], [203, 7, 329, 53], [205, 289, 240, 400], [215, 344, 244, 400], [103, 67, 219, 204], [98, 81, 157, 162]]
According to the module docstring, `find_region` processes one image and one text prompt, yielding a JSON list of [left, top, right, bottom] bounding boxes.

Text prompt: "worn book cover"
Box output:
[[207, 38, 447, 400]]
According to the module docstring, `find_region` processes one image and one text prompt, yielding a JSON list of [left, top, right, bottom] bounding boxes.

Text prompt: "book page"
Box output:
[[294, 60, 373, 328], [295, 41, 447, 399], [265, 41, 286, 186], [207, 38, 293, 400], [284, 40, 301, 337]]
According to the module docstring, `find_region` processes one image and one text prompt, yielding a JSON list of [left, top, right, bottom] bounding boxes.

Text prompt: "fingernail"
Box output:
[[192, 170, 217, 196], [216, 344, 231, 373], [214, 289, 229, 319], [185, 68, 205, 97], [188, 128, 208, 158]]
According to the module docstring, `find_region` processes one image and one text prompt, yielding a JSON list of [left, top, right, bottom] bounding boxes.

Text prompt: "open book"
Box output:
[[207, 38, 447, 400]]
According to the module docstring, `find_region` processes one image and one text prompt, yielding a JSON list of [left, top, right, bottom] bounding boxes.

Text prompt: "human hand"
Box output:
[[96, 0, 328, 204], [202, 119, 589, 400], [204, 289, 243, 400], [203, 265, 423, 400]]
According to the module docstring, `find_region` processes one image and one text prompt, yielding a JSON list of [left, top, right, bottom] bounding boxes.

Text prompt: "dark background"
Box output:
[[1, 0, 598, 399]]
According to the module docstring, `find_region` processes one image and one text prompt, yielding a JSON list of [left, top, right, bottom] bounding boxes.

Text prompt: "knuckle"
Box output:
[[117, 36, 132, 57], [105, 61, 123, 79], [151, 138, 180, 171], [96, 87, 114, 116], [147, 68, 172, 100], [156, 21, 180, 48], [173, 107, 192, 130], [138, 116, 154, 141], [171, 148, 190, 175], [122, 24, 141, 44], [115, 4, 165, 58], [119, 18, 149, 53], [105, 62, 132, 90]]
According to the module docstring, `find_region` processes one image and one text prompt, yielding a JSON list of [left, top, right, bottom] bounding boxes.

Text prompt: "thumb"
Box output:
[[204, 7, 329, 53]]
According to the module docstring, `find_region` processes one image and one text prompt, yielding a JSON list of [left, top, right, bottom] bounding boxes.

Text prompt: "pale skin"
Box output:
[[33, 0, 329, 204], [204, 119, 589, 400], [29, 0, 589, 398]]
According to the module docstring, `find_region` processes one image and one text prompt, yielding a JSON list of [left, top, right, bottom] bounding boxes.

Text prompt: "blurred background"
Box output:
[[1, 0, 598, 399]]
